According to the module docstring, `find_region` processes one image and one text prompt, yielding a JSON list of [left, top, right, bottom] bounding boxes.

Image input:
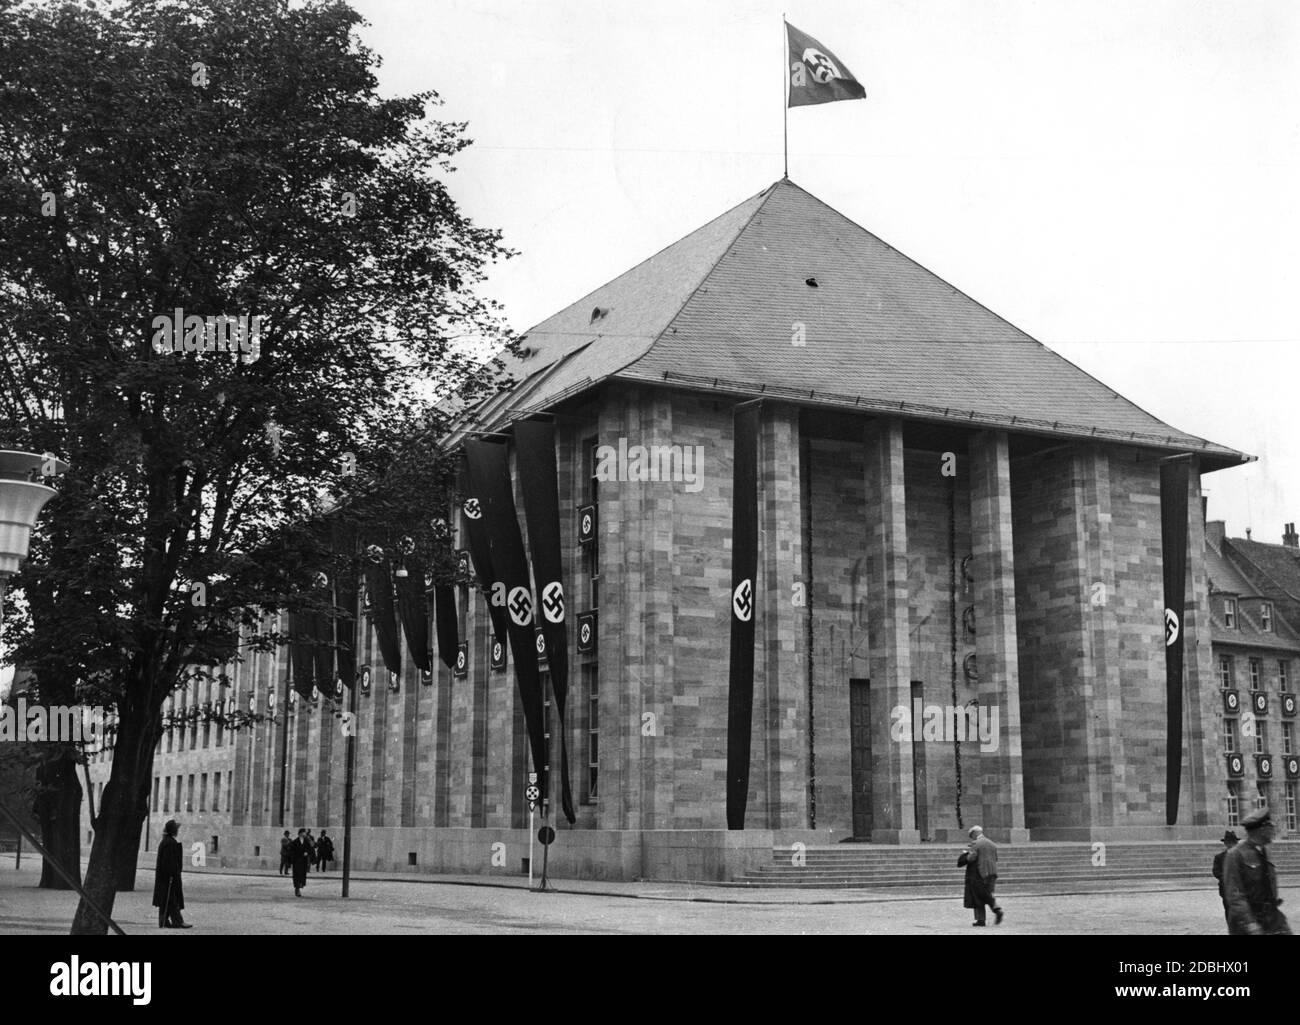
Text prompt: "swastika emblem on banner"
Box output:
[[535, 631, 546, 656], [733, 579, 753, 622], [463, 498, 481, 519], [580, 621, 592, 645], [1163, 608, 1179, 647], [508, 586, 533, 626], [542, 581, 564, 623]]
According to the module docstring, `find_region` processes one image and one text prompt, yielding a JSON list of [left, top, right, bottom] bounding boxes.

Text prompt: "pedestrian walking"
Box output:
[[316, 830, 335, 873], [1212, 829, 1238, 927], [958, 825, 1003, 927], [279, 830, 292, 875], [306, 828, 318, 870], [1222, 808, 1291, 935], [289, 828, 312, 897], [152, 819, 192, 929]]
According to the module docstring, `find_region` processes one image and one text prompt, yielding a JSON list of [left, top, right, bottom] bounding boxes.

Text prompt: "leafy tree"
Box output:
[[0, 0, 514, 933]]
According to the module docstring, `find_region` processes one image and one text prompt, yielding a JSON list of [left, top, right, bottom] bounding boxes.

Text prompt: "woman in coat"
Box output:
[[152, 819, 190, 928]]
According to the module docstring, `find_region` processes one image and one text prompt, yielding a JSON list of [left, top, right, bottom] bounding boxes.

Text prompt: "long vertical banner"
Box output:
[[459, 452, 511, 644], [289, 611, 317, 699], [333, 522, 359, 690], [1160, 457, 1191, 825], [396, 550, 432, 673], [515, 415, 576, 824], [363, 546, 402, 675], [726, 402, 761, 829], [465, 439, 549, 798], [434, 575, 459, 672]]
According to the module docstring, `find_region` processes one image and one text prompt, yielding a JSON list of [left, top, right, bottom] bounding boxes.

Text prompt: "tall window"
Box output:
[[1227, 782, 1240, 826], [166, 697, 174, 753], [1224, 717, 1238, 754], [1287, 783, 1298, 832], [1250, 658, 1262, 690], [186, 775, 195, 813], [1283, 721, 1294, 756], [1219, 656, 1233, 688], [1255, 721, 1268, 755], [162, 776, 170, 813], [1281, 661, 1291, 693], [1224, 598, 1237, 628], [213, 772, 222, 814], [1261, 602, 1273, 632], [1256, 782, 1269, 811]]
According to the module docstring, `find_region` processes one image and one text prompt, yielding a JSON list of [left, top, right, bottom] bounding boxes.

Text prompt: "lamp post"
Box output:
[[0, 449, 65, 617], [0, 450, 122, 933]]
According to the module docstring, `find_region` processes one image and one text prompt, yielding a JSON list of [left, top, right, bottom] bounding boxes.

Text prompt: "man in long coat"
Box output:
[[289, 827, 312, 896], [152, 819, 191, 928], [958, 825, 1003, 927]]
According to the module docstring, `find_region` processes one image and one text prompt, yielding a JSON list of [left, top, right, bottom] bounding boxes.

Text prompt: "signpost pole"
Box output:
[[528, 807, 534, 889]]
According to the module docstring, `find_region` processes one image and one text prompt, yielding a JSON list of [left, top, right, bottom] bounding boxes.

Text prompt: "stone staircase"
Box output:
[[732, 841, 1300, 889]]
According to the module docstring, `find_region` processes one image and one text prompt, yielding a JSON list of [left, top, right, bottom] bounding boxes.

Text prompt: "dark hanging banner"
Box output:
[[289, 610, 316, 699], [1160, 456, 1191, 825], [465, 438, 549, 799], [460, 451, 511, 643], [312, 607, 333, 694], [395, 551, 432, 673], [335, 552, 359, 690], [515, 415, 576, 824], [434, 581, 459, 671], [363, 546, 402, 675], [727, 401, 761, 830]]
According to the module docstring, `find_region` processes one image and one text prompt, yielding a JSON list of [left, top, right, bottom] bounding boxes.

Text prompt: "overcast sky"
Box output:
[[352, 0, 1297, 540]]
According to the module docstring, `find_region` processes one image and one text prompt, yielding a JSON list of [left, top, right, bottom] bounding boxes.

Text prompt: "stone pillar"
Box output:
[[1181, 457, 1219, 825], [758, 404, 806, 829], [864, 418, 919, 842], [968, 431, 1029, 841]]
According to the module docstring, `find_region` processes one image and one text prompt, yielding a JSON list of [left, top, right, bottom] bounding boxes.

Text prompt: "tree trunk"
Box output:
[[35, 751, 82, 890], [71, 711, 156, 934]]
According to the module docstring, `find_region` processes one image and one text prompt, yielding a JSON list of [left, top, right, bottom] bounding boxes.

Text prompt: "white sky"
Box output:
[[350, 0, 1299, 541]]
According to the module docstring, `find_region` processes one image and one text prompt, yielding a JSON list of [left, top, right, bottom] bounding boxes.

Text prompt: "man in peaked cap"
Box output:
[[1221, 809, 1291, 935]]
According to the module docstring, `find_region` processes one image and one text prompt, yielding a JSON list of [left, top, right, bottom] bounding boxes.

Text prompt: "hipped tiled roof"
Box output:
[[463, 178, 1250, 467]]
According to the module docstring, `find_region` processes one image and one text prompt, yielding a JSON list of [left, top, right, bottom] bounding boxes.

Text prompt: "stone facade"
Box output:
[[83, 382, 1255, 880]]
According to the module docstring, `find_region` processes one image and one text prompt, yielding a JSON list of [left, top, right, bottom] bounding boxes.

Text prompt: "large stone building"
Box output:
[[84, 179, 1275, 880]]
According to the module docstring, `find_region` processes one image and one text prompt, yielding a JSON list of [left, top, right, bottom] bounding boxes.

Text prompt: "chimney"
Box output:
[[1246, 528, 1253, 541], [1285, 522, 1299, 548], [1206, 520, 1226, 550]]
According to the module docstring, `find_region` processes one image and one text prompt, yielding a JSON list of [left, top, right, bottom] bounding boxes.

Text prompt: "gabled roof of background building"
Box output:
[[1223, 538, 1300, 604], [1205, 542, 1300, 650], [459, 178, 1249, 468]]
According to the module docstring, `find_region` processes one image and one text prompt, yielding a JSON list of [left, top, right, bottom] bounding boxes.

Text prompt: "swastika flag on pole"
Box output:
[[787, 22, 865, 107]]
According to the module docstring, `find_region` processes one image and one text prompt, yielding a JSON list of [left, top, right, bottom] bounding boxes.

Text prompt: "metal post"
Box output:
[[782, 14, 789, 179], [0, 799, 126, 936], [341, 663, 357, 898], [15, 832, 20, 870], [528, 806, 534, 889]]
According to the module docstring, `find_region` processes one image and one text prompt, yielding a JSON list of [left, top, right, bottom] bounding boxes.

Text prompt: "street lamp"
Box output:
[[0, 449, 66, 622]]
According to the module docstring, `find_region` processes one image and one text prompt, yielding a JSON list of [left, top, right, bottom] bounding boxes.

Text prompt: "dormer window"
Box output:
[[1261, 602, 1273, 632], [1224, 597, 1237, 629]]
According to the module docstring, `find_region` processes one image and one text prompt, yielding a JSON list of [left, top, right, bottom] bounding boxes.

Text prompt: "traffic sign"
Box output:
[[538, 826, 555, 846]]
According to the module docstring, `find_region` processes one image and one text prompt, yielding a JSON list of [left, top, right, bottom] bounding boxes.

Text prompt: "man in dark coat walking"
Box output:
[[1212, 829, 1238, 926], [958, 825, 1003, 927], [152, 819, 191, 928], [289, 828, 312, 896], [1222, 808, 1291, 935]]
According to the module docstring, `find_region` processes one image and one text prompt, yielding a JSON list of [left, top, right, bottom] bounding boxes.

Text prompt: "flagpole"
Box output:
[[782, 14, 788, 179]]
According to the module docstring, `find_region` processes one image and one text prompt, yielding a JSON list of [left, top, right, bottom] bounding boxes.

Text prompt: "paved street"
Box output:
[[2, 860, 1294, 935]]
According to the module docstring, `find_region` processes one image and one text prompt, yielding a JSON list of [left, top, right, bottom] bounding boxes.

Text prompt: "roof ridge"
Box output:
[[638, 180, 785, 365], [779, 181, 1244, 458], [516, 181, 777, 340]]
